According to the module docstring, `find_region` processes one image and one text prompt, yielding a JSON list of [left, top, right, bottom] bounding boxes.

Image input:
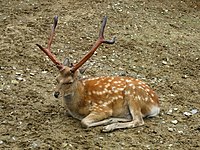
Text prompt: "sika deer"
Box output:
[[36, 16, 160, 132]]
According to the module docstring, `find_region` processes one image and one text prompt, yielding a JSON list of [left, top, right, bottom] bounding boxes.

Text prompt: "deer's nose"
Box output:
[[54, 91, 60, 98]]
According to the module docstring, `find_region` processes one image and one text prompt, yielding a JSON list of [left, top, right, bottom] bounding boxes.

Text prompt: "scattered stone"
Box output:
[[12, 136, 16, 141], [173, 108, 178, 111], [30, 141, 38, 149], [62, 143, 73, 148], [168, 144, 173, 147], [170, 94, 175, 97], [15, 72, 22, 75], [171, 120, 178, 124], [16, 77, 25, 81], [111, 59, 115, 62], [162, 60, 167, 65], [178, 130, 183, 134], [167, 109, 173, 115], [190, 109, 198, 115], [168, 127, 174, 132], [11, 80, 19, 84], [183, 112, 192, 116], [41, 71, 47, 74], [30, 72, 35, 76], [0, 140, 3, 144]]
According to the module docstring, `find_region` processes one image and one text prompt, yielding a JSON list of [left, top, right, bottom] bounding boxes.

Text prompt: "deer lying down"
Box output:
[[36, 16, 160, 132]]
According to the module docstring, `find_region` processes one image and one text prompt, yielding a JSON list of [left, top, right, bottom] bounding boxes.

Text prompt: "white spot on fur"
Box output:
[[108, 79, 112, 82], [137, 96, 141, 101], [145, 97, 148, 101], [102, 102, 108, 107], [88, 91, 92, 95], [138, 86, 144, 90], [151, 93, 155, 97], [118, 95, 123, 99], [126, 80, 132, 83], [99, 101, 103, 104], [146, 88, 150, 92], [125, 90, 130, 95], [118, 88, 124, 91], [105, 83, 111, 88]]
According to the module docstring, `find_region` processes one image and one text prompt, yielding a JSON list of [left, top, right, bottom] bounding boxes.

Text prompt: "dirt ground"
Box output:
[[0, 0, 200, 149]]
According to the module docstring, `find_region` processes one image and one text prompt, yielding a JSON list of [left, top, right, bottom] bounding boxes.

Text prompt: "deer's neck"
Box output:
[[63, 79, 88, 120]]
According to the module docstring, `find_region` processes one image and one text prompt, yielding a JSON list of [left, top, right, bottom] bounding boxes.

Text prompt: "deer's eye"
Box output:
[[63, 81, 73, 85]]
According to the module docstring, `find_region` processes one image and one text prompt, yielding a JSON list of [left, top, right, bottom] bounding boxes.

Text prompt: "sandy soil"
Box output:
[[0, 0, 200, 149]]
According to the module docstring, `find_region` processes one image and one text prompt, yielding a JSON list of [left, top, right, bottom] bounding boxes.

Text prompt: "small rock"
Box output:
[[170, 94, 175, 97], [41, 71, 47, 74], [12, 137, 16, 141], [11, 80, 19, 84], [171, 120, 178, 124], [168, 144, 173, 147], [167, 109, 173, 115], [30, 73, 35, 76], [173, 108, 178, 111], [178, 130, 183, 134], [62, 143, 73, 148], [111, 59, 115, 62], [0, 140, 3, 144], [183, 112, 192, 116], [190, 109, 198, 115], [30, 142, 38, 148], [15, 72, 21, 75], [168, 127, 174, 132], [162, 60, 167, 65], [16, 77, 25, 81]]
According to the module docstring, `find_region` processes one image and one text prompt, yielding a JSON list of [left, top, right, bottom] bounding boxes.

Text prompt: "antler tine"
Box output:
[[71, 16, 116, 73], [36, 16, 64, 71]]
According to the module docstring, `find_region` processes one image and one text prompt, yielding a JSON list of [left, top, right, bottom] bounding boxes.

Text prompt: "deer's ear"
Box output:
[[79, 67, 88, 74], [63, 58, 73, 67]]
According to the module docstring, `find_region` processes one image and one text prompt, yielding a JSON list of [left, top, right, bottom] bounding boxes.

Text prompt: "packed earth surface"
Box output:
[[0, 0, 200, 149]]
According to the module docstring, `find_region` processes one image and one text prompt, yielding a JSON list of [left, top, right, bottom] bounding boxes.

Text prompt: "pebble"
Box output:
[[16, 77, 25, 81], [11, 80, 19, 84], [168, 127, 174, 132], [173, 108, 178, 111], [167, 109, 173, 115], [41, 71, 47, 74], [178, 130, 183, 134], [16, 72, 22, 75], [30, 73, 35, 76], [168, 144, 173, 147], [183, 109, 198, 116], [190, 109, 198, 115], [30, 142, 38, 148], [171, 120, 178, 124], [183, 112, 192, 116], [162, 60, 167, 65]]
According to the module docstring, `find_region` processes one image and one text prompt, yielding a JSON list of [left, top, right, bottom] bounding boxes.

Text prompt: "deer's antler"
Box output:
[[70, 16, 116, 73], [36, 16, 64, 71]]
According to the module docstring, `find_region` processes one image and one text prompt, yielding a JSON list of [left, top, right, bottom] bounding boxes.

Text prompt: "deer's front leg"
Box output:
[[81, 107, 114, 128]]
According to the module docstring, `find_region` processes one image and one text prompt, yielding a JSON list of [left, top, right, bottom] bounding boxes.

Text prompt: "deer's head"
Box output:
[[36, 16, 115, 98]]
